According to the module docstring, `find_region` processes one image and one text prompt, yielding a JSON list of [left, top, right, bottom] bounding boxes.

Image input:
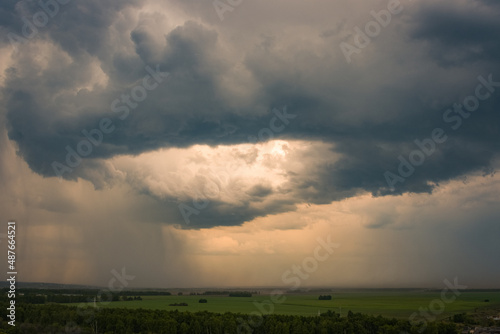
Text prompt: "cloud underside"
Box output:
[[1, 0, 500, 228]]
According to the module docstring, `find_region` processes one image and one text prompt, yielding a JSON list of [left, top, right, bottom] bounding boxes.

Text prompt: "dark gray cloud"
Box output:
[[2, 0, 500, 228], [0, 2, 19, 33], [410, 1, 500, 66]]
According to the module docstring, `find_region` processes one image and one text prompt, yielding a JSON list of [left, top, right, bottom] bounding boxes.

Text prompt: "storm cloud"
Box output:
[[2, 0, 500, 230]]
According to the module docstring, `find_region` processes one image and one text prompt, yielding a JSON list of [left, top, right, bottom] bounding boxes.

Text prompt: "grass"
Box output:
[[69, 290, 500, 319]]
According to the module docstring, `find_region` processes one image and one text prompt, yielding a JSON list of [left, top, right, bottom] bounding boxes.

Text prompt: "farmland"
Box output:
[[4, 288, 500, 333], [75, 289, 500, 319]]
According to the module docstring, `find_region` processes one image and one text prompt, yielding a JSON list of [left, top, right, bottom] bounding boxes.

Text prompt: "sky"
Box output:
[[0, 0, 499, 289]]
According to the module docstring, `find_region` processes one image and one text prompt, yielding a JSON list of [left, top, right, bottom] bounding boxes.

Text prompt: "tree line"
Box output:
[[8, 288, 171, 296], [318, 295, 333, 300]]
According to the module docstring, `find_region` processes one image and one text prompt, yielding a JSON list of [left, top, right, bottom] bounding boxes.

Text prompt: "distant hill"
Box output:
[[0, 281, 98, 289]]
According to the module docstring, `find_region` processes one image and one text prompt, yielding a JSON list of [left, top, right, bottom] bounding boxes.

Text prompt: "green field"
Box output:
[[73, 290, 500, 319]]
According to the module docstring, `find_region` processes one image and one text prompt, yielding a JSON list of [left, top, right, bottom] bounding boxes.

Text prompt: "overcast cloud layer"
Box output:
[[0, 0, 499, 288]]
